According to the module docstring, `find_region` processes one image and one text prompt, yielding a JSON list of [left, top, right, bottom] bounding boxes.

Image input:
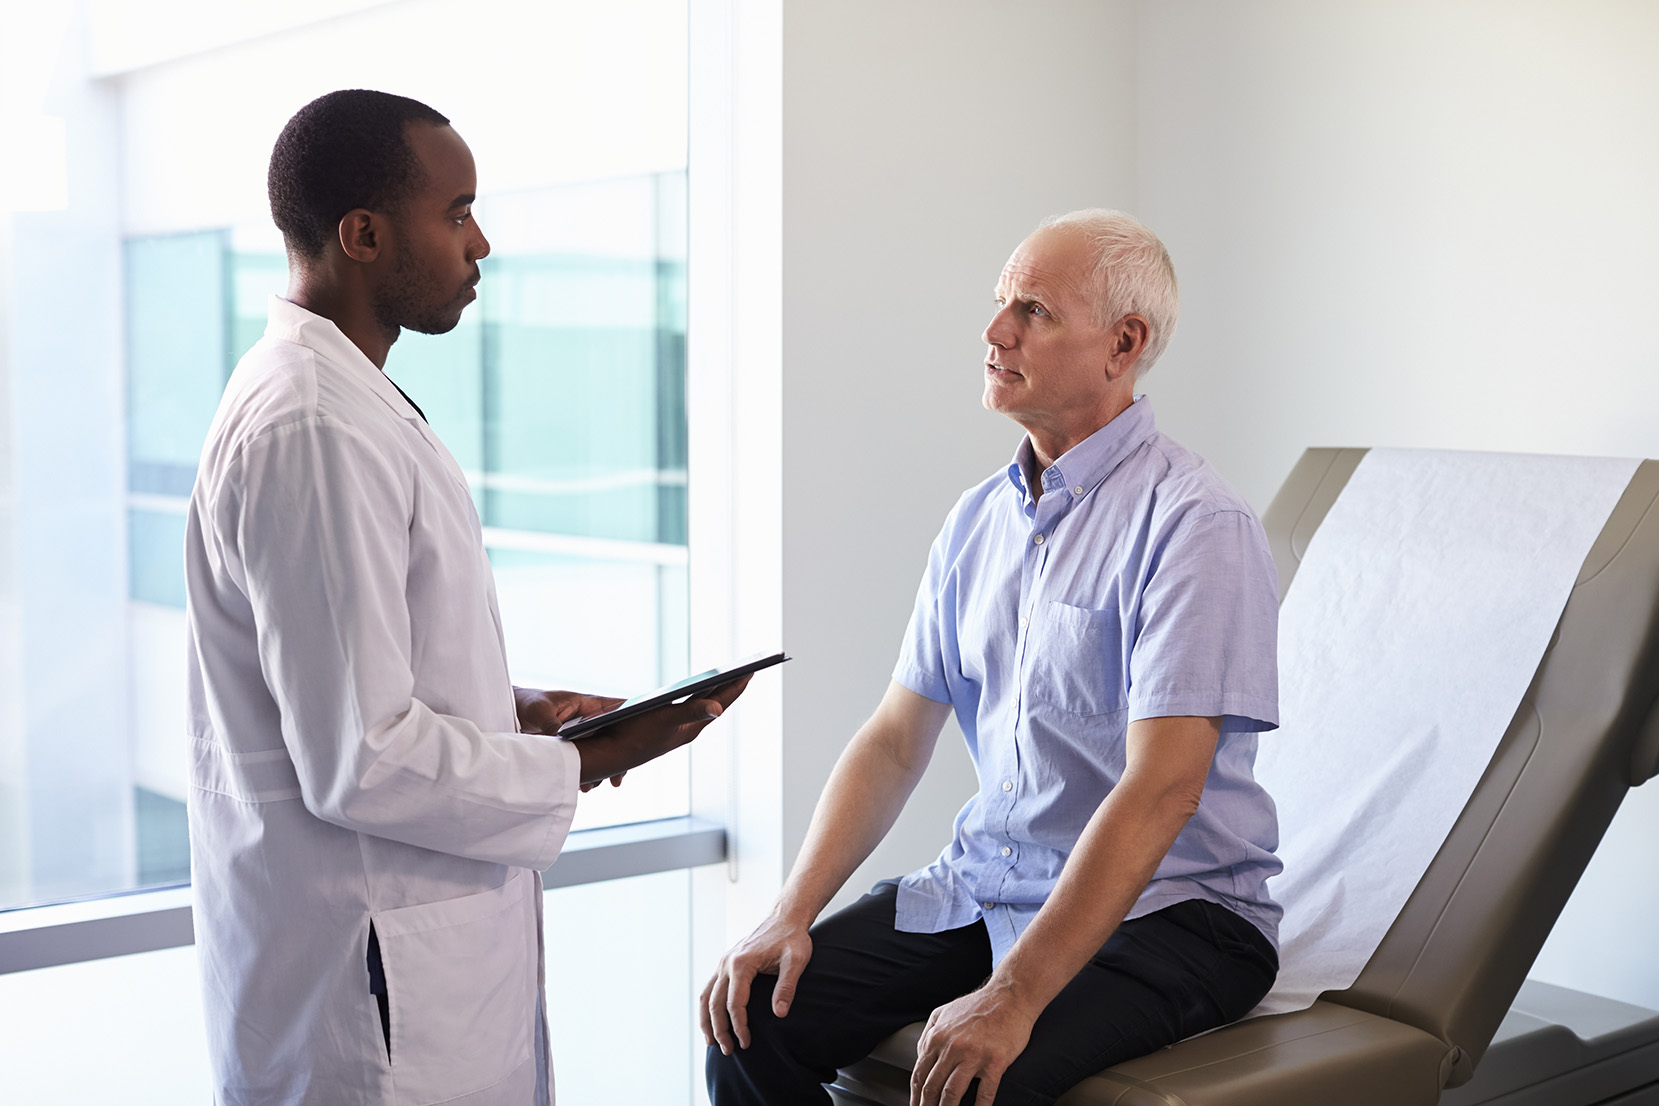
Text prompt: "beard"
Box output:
[[372, 241, 474, 336]]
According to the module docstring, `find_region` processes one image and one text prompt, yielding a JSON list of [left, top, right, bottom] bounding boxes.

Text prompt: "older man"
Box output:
[[702, 211, 1282, 1106]]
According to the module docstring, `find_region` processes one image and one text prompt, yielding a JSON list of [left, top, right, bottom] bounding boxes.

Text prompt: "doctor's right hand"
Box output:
[[699, 909, 813, 1054], [574, 674, 751, 787]]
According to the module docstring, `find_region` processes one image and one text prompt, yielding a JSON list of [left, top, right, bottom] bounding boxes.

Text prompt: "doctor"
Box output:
[[185, 89, 740, 1106]]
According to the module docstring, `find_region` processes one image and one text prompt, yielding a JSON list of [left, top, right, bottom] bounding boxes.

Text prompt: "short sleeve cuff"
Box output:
[[1128, 690, 1279, 734], [893, 663, 952, 705]]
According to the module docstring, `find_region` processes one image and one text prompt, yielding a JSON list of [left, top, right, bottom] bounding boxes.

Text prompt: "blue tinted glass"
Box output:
[[125, 232, 228, 478], [475, 172, 688, 546], [128, 507, 188, 608], [229, 251, 287, 364], [388, 317, 486, 479]]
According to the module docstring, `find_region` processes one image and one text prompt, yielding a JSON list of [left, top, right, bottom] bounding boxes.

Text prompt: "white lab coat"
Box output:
[[185, 296, 582, 1106]]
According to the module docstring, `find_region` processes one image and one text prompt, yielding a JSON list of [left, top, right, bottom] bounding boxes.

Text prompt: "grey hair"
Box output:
[[1038, 209, 1180, 374]]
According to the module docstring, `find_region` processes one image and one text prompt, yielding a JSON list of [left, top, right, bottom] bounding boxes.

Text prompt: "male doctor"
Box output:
[[185, 89, 740, 1105]]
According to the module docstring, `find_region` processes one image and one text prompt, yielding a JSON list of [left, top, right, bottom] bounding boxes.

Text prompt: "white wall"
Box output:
[[774, 0, 1141, 913], [1133, 0, 1659, 1012], [1137, 0, 1659, 509]]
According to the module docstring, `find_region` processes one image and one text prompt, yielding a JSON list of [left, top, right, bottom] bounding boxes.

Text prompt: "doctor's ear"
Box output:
[[337, 210, 384, 264]]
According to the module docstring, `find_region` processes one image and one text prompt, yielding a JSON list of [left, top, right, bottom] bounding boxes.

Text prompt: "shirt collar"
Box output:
[[264, 295, 425, 423], [1004, 395, 1159, 507]]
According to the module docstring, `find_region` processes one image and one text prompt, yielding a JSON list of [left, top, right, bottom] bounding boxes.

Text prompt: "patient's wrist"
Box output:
[[771, 889, 823, 932], [984, 961, 1055, 1021]]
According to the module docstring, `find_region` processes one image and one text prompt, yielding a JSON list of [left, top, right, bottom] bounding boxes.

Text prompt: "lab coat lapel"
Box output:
[[266, 296, 479, 504]]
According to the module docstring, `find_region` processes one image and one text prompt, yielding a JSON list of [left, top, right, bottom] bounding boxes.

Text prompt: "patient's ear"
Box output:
[[1107, 314, 1149, 379]]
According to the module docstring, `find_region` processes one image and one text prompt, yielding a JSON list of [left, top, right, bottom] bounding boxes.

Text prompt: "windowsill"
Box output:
[[0, 816, 725, 975]]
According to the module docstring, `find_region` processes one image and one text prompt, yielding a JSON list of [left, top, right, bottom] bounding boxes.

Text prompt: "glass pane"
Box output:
[[127, 507, 187, 608], [544, 869, 692, 1105], [0, 869, 694, 1105], [3, 0, 692, 913], [478, 176, 688, 546], [125, 231, 227, 492], [491, 548, 689, 830], [0, 946, 212, 1105]]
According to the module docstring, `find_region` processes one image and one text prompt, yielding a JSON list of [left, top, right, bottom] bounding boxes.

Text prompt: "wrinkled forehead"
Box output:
[[996, 224, 1095, 299]]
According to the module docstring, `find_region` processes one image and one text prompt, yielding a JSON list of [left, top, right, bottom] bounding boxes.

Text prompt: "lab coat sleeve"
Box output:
[[229, 413, 580, 870]]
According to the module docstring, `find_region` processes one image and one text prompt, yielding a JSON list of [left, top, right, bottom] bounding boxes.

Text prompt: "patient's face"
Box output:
[[981, 225, 1118, 438]]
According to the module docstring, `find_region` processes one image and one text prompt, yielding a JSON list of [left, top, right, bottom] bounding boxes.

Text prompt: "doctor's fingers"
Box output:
[[514, 689, 623, 733], [543, 691, 623, 725], [702, 673, 754, 710]]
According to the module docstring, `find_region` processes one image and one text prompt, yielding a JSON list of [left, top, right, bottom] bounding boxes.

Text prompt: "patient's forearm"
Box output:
[[775, 682, 948, 926]]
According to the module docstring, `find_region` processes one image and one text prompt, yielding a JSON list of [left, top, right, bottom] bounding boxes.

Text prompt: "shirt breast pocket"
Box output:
[[1025, 600, 1129, 717]]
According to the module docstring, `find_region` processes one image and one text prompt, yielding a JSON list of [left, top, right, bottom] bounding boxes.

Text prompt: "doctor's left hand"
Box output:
[[515, 687, 630, 791], [514, 686, 623, 735]]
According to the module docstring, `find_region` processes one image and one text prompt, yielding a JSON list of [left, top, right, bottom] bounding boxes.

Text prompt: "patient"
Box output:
[[701, 210, 1284, 1106]]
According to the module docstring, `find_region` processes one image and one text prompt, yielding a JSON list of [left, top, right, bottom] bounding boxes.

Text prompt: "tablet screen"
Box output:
[[556, 651, 788, 739]]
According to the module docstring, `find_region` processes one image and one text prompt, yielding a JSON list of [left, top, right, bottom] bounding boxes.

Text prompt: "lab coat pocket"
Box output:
[[1026, 600, 1128, 717], [373, 868, 537, 1104]]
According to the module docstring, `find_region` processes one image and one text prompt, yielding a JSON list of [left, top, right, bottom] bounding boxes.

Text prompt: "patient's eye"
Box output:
[[1028, 302, 1049, 318]]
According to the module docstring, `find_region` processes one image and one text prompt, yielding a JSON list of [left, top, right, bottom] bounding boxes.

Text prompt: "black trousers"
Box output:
[[706, 883, 1277, 1106]]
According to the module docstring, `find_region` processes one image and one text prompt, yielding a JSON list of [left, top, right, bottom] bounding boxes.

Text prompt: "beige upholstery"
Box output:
[[831, 448, 1659, 1105]]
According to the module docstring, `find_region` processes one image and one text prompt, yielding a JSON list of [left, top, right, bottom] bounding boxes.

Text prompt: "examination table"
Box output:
[[829, 447, 1659, 1106]]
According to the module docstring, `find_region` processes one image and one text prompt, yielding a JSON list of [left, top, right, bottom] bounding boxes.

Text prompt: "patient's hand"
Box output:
[[911, 980, 1037, 1106], [699, 909, 814, 1055]]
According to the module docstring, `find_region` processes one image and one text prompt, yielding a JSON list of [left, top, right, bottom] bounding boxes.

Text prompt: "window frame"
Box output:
[[0, 816, 725, 975]]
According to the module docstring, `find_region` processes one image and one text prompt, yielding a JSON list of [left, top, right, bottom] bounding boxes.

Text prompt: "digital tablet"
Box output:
[[556, 651, 789, 739]]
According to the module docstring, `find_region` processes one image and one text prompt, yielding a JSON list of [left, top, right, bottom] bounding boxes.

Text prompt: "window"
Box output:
[[116, 173, 691, 880], [3, 0, 710, 1100]]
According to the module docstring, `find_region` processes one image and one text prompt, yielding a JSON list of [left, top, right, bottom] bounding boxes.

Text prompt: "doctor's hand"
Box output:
[[574, 674, 751, 787], [699, 908, 813, 1055], [514, 687, 623, 735], [910, 981, 1038, 1106], [515, 688, 632, 790]]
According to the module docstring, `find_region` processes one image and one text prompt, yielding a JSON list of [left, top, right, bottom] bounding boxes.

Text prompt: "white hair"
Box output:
[[1038, 209, 1180, 374]]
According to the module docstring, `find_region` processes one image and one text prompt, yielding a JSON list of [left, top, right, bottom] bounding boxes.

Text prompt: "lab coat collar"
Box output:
[[264, 295, 427, 426]]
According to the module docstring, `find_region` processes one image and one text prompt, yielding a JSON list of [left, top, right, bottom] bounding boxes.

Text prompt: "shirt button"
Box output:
[[1018, 616, 1029, 628], [1001, 846, 1012, 857], [1073, 485, 1084, 495], [1033, 534, 1045, 545], [1002, 780, 1013, 792], [983, 901, 995, 911]]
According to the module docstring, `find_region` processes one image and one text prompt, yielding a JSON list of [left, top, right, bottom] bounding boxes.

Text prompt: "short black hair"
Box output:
[[268, 89, 450, 260]]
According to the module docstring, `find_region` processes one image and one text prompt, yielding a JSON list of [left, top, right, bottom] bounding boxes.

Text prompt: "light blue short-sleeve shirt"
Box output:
[[893, 397, 1282, 963]]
